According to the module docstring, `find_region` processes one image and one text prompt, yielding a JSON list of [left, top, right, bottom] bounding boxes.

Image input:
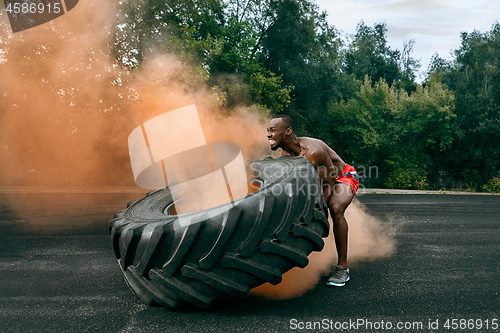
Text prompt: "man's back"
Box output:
[[286, 137, 346, 187]]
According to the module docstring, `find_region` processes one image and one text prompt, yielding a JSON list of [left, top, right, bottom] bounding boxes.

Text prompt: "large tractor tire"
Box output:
[[109, 155, 329, 310]]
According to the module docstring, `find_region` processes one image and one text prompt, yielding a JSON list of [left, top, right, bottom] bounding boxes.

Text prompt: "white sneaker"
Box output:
[[326, 265, 350, 287]]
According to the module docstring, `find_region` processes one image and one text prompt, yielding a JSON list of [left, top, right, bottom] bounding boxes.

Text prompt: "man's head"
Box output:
[[267, 115, 296, 151]]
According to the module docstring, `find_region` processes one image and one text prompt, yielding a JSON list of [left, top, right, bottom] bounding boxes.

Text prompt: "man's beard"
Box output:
[[270, 145, 279, 151]]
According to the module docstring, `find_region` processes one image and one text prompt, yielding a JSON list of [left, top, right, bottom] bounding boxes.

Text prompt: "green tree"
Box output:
[[426, 52, 453, 79], [398, 39, 420, 93], [112, 0, 294, 113], [112, 0, 225, 69], [258, 0, 347, 137], [248, 69, 292, 113], [427, 22, 500, 188], [344, 22, 400, 86], [330, 78, 455, 189]]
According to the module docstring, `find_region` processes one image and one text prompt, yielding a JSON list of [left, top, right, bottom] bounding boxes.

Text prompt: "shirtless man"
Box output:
[[267, 115, 359, 286]]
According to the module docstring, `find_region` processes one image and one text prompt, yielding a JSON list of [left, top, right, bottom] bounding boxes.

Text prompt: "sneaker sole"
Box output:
[[326, 276, 350, 287]]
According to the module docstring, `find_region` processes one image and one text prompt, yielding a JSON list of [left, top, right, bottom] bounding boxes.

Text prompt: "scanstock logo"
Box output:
[[3, 0, 79, 33]]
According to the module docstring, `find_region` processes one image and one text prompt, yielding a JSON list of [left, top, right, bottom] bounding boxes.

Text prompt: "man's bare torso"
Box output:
[[281, 137, 346, 191]]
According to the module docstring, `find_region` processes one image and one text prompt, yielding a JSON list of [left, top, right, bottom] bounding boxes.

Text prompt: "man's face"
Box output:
[[267, 118, 289, 151]]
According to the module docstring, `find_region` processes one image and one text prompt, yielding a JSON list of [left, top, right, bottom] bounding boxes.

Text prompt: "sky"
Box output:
[[315, 0, 500, 81]]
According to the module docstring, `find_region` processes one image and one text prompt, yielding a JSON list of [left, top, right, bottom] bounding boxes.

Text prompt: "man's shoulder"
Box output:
[[297, 137, 326, 148], [298, 137, 329, 153], [297, 137, 330, 166]]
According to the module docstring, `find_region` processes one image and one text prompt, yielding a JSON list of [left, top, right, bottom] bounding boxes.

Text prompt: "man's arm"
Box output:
[[303, 149, 332, 180]]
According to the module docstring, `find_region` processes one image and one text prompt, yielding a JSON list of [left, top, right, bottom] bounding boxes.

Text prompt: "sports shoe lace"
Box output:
[[332, 267, 346, 279]]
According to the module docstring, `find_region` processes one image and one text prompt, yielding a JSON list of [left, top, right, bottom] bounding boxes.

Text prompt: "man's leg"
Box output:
[[326, 183, 354, 286], [329, 183, 353, 268]]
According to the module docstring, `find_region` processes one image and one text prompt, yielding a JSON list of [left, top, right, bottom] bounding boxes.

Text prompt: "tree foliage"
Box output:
[[108, 0, 499, 190], [426, 22, 500, 188], [2, 0, 497, 190], [330, 78, 455, 189], [344, 22, 400, 85]]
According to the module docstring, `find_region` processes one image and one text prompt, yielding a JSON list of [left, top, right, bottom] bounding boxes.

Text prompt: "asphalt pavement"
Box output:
[[0, 191, 499, 332]]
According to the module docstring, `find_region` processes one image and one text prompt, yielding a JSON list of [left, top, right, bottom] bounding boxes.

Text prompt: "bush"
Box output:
[[385, 166, 428, 190], [482, 177, 500, 193]]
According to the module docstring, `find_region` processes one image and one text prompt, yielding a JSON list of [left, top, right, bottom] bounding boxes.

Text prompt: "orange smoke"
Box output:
[[1, 1, 129, 187], [0, 1, 269, 189]]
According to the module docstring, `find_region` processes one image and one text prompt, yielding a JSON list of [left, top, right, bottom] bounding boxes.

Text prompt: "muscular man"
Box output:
[[266, 115, 359, 287]]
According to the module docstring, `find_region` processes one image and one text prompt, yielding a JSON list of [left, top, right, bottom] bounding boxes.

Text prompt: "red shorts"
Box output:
[[336, 164, 359, 195]]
